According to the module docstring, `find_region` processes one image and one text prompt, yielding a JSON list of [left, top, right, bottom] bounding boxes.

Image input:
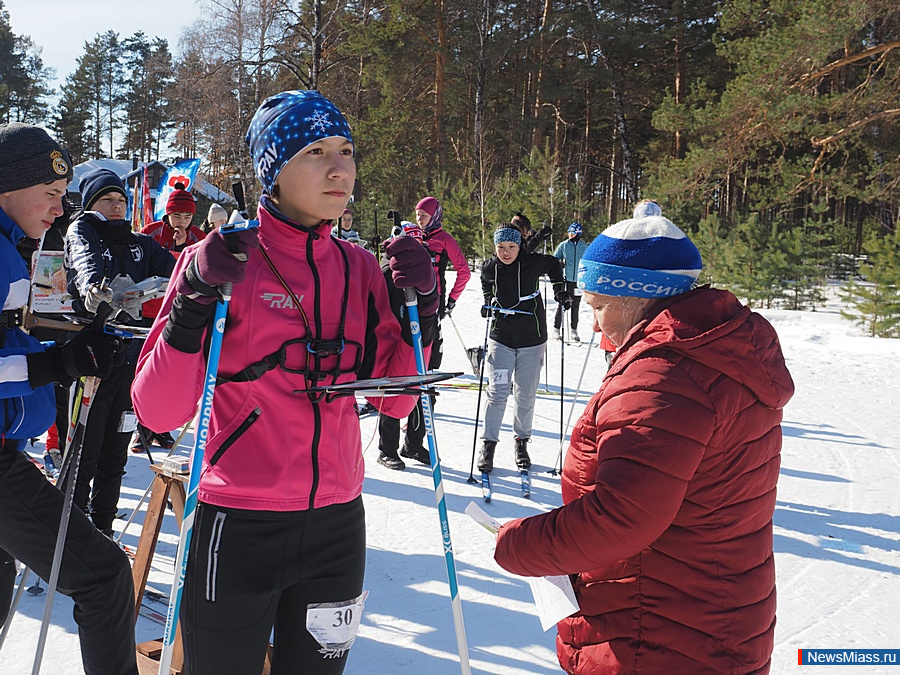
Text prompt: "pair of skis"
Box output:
[[480, 469, 530, 503]]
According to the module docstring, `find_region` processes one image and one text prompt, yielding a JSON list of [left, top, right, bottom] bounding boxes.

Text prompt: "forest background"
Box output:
[[1, 0, 898, 332]]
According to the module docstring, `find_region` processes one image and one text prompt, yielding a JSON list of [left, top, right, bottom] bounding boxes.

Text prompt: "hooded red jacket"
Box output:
[[494, 286, 794, 674]]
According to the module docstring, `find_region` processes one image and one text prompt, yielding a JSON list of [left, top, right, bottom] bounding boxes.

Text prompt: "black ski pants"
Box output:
[[553, 281, 582, 331], [378, 395, 432, 455], [0, 440, 137, 674], [377, 326, 441, 455], [74, 360, 136, 532], [182, 497, 367, 675]]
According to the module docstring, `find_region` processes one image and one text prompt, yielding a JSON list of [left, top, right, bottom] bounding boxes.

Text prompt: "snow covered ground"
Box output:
[[2, 274, 898, 674]]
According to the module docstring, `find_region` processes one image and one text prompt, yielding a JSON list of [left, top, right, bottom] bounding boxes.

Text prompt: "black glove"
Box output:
[[445, 298, 456, 316], [162, 294, 217, 354], [535, 225, 552, 243], [481, 306, 492, 319], [27, 327, 125, 388], [554, 289, 574, 311]]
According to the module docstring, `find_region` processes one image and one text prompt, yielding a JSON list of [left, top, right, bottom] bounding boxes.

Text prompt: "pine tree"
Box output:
[[56, 32, 125, 160], [839, 233, 900, 337], [120, 34, 173, 161], [0, 2, 52, 123]]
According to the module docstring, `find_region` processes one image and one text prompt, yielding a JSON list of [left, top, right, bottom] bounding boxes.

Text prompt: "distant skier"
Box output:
[[132, 90, 438, 674], [552, 222, 588, 342], [511, 212, 552, 254], [478, 225, 569, 474], [494, 210, 794, 674], [200, 202, 228, 234], [376, 196, 470, 469]]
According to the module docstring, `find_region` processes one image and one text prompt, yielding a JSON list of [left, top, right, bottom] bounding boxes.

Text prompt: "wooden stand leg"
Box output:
[[130, 464, 271, 674], [131, 465, 188, 675]]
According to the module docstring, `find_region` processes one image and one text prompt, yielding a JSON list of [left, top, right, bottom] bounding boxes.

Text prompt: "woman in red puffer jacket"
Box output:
[[494, 211, 794, 674]]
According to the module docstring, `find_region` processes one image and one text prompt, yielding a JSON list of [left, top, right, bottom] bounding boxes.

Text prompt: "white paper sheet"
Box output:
[[465, 501, 580, 631]]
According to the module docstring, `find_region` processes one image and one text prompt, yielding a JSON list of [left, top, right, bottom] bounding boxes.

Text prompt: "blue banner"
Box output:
[[799, 649, 900, 665], [153, 159, 201, 221]]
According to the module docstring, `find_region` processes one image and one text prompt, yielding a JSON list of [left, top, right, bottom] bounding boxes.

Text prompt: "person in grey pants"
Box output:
[[479, 225, 570, 472]]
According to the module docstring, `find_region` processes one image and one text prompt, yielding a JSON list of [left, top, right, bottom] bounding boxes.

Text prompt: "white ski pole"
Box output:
[[32, 375, 99, 675], [157, 219, 256, 675], [556, 330, 596, 472], [403, 286, 472, 674]]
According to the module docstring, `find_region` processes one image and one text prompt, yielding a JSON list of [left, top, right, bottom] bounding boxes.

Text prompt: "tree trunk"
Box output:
[[310, 0, 323, 90], [674, 0, 686, 159], [608, 76, 638, 204], [607, 141, 619, 224], [434, 0, 448, 170], [531, 0, 553, 148]]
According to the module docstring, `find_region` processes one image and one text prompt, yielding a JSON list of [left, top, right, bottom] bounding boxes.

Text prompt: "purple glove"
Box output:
[[175, 228, 260, 303], [386, 237, 436, 295]]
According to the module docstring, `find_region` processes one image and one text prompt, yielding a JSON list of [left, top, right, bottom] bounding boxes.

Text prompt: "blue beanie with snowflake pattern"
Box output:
[[246, 90, 354, 194]]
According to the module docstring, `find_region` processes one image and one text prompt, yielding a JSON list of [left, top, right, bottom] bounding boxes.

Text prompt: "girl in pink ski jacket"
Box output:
[[132, 91, 438, 675]]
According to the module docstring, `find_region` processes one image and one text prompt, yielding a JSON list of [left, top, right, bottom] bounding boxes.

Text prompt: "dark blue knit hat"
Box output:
[[246, 90, 354, 194], [577, 215, 702, 298], [494, 226, 522, 246], [567, 222, 583, 235], [0, 123, 72, 193], [78, 168, 126, 211]]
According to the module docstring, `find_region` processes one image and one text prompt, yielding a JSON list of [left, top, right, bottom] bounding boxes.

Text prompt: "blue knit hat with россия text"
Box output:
[[577, 215, 702, 298]]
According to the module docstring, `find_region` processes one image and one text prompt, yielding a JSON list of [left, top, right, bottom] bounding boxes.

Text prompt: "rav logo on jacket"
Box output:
[[261, 292, 305, 309]]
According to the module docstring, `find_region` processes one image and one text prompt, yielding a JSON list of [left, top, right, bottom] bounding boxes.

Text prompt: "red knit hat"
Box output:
[[415, 197, 439, 217], [166, 182, 196, 215]]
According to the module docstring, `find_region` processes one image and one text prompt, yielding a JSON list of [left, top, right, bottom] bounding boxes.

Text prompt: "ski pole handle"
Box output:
[[218, 218, 260, 300], [231, 180, 248, 220]]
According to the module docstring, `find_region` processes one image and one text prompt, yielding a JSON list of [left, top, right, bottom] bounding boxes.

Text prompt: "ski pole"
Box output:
[[466, 316, 492, 483], [553, 330, 596, 474], [32, 375, 99, 675], [0, 566, 30, 651], [542, 239, 550, 391], [446, 313, 469, 354], [157, 218, 257, 675], [551, 305, 566, 477], [403, 286, 472, 674]]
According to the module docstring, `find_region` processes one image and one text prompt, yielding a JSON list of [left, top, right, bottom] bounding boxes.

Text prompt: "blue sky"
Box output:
[[4, 0, 205, 90]]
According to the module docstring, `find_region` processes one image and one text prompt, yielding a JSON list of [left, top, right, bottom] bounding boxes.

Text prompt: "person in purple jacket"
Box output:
[[132, 91, 437, 675]]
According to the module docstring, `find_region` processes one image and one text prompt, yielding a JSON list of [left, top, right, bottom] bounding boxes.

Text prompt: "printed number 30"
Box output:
[[333, 608, 353, 627]]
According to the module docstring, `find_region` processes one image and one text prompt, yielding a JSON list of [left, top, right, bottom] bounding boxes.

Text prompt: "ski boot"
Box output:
[[130, 436, 149, 454], [377, 450, 405, 471], [152, 431, 176, 449], [478, 441, 497, 473], [571, 331, 580, 343], [400, 443, 431, 466], [514, 437, 532, 470], [552, 327, 562, 341]]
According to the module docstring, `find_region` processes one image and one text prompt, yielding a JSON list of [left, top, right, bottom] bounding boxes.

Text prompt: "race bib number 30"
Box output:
[[306, 590, 368, 659]]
